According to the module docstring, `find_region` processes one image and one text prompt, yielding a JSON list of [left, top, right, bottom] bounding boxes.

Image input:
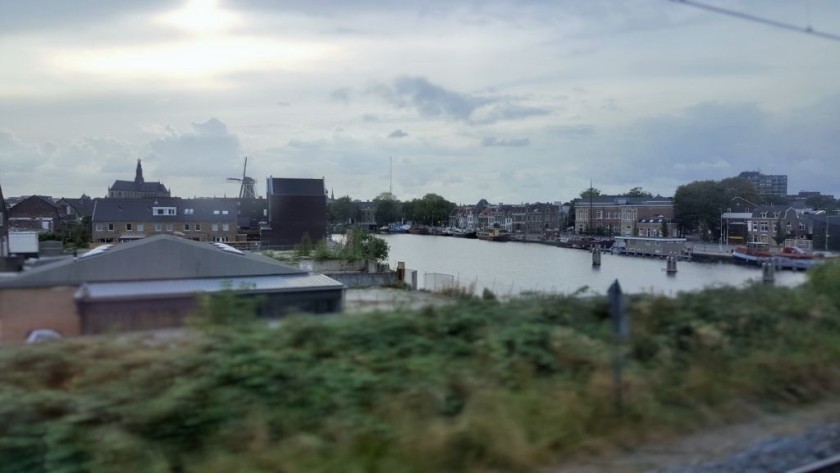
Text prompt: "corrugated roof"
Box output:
[[76, 274, 344, 301], [0, 234, 305, 288]]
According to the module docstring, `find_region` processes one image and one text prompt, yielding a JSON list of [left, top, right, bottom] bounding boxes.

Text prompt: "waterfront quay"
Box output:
[[378, 233, 806, 297]]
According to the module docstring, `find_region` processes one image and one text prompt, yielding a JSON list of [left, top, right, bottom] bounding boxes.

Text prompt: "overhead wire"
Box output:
[[669, 0, 840, 43]]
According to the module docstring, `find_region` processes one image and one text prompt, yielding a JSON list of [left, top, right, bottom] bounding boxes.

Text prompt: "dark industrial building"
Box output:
[[261, 177, 327, 249]]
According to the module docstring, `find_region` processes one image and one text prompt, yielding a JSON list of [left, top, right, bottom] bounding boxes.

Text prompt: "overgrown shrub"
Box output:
[[1, 279, 839, 472]]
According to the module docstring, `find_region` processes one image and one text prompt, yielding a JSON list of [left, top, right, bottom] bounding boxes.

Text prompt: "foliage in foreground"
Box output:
[[291, 230, 389, 263], [2, 264, 840, 472]]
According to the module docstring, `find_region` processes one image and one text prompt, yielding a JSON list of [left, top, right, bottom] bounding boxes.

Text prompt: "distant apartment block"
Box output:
[[738, 171, 788, 197]]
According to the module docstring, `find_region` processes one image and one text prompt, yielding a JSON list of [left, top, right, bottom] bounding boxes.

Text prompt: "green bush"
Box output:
[[1, 280, 839, 472]]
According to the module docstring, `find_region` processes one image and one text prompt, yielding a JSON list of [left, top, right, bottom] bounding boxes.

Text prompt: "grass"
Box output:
[[2, 262, 840, 472]]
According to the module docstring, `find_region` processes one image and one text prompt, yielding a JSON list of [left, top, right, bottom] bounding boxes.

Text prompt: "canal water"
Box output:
[[378, 234, 807, 296]]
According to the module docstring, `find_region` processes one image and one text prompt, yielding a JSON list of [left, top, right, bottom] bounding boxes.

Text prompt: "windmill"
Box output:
[[226, 156, 257, 199]]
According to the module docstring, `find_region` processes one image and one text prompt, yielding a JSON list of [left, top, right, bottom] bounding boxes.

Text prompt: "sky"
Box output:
[[1, 0, 839, 204]]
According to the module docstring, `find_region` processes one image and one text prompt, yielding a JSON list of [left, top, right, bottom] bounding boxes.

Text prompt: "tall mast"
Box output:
[[389, 155, 393, 195]]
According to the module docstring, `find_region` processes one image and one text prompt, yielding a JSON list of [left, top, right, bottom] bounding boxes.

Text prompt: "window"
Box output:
[[155, 224, 162, 232], [222, 210, 229, 215], [126, 223, 132, 231], [184, 223, 191, 231], [222, 224, 230, 231], [153, 207, 177, 216], [213, 210, 220, 215], [108, 223, 114, 231], [184, 209, 194, 215], [137, 224, 144, 232], [165, 224, 173, 231], [95, 224, 103, 231], [211, 224, 219, 232], [195, 224, 201, 231], [596, 210, 603, 220]]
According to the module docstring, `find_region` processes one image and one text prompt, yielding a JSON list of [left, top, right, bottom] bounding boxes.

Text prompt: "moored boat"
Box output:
[[477, 228, 510, 242], [732, 242, 774, 266]]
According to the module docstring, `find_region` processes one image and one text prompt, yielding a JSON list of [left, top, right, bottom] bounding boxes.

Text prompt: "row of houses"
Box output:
[[2, 161, 328, 250], [449, 199, 564, 234], [723, 197, 840, 249]]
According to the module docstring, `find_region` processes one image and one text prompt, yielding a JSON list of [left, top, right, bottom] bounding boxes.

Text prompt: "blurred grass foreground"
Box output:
[[3, 262, 840, 473]]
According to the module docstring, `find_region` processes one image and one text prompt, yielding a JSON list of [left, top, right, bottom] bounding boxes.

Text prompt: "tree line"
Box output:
[[328, 192, 457, 227]]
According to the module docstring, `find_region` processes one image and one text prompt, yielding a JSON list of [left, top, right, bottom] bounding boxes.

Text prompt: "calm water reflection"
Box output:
[[378, 234, 807, 296]]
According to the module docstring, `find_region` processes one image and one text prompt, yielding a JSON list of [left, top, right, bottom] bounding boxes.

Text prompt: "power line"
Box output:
[[669, 0, 840, 43]]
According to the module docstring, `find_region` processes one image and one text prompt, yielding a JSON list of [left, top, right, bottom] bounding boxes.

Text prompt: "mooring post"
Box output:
[[666, 256, 677, 274], [592, 247, 601, 267], [608, 279, 629, 414], [762, 261, 775, 284]]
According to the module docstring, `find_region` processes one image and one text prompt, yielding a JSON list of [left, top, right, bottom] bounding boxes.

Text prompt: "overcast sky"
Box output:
[[1, 0, 838, 204]]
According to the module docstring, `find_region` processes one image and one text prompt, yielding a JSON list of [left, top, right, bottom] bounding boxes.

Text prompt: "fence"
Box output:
[[424, 272, 456, 292]]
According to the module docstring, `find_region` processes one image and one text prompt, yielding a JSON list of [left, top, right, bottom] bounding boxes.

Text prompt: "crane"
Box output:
[[226, 156, 257, 199]]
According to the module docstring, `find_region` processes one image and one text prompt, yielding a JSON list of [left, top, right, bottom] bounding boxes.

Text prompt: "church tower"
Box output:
[[135, 159, 145, 184]]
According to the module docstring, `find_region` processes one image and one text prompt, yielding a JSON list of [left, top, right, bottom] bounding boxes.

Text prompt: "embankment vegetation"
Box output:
[[2, 263, 840, 472]]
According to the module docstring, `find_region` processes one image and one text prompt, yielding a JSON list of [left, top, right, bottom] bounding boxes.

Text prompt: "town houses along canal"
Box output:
[[378, 234, 807, 296]]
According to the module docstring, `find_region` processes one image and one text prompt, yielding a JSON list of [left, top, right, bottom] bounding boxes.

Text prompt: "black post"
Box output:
[[608, 279, 629, 413]]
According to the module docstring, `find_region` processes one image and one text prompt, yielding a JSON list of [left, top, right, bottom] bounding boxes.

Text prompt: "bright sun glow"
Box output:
[[52, 0, 340, 85], [157, 0, 239, 34], [54, 36, 337, 83]]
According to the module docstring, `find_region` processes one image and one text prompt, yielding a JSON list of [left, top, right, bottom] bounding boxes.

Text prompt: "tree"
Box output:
[[773, 216, 788, 246], [579, 187, 601, 199], [372, 192, 402, 226], [624, 187, 652, 198], [329, 196, 361, 224], [674, 177, 759, 241], [805, 195, 838, 212], [416, 193, 457, 226]]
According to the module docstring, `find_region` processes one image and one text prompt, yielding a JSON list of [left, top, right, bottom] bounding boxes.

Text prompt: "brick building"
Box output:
[[91, 197, 238, 243]]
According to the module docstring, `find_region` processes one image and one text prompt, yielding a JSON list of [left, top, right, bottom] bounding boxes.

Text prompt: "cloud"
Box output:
[[331, 88, 351, 103], [147, 118, 242, 178], [471, 104, 550, 124], [388, 129, 408, 138], [376, 76, 487, 121], [0, 128, 51, 172], [481, 136, 530, 147], [373, 76, 550, 125], [546, 125, 594, 138]]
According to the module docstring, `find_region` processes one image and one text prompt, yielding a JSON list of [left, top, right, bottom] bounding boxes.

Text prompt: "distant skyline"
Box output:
[[1, 0, 839, 203]]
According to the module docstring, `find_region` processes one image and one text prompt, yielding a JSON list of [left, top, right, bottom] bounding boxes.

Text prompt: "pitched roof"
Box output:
[[0, 234, 305, 288], [109, 180, 168, 193], [92, 198, 237, 223], [57, 197, 95, 218]]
